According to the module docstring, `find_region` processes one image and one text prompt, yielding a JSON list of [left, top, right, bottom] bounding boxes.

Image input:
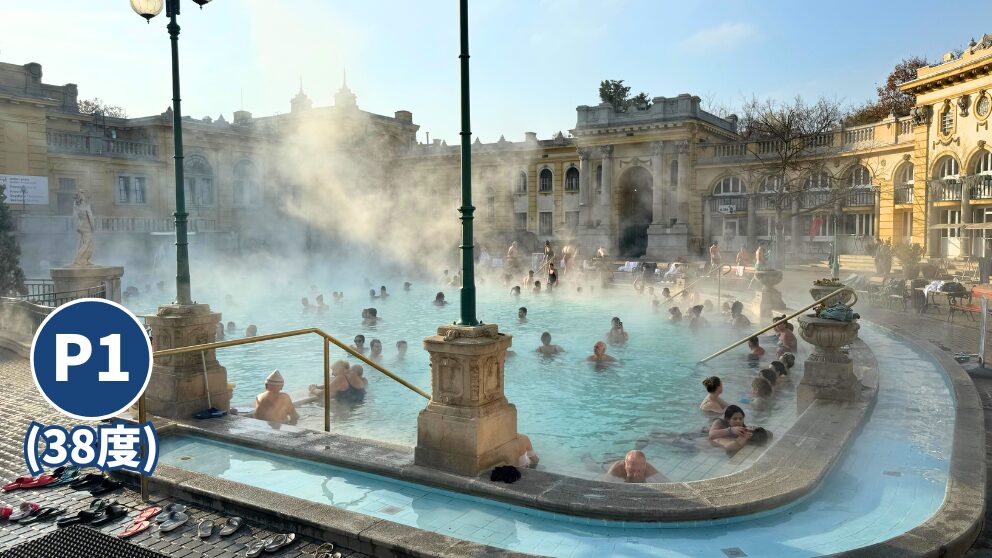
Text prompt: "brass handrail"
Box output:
[[153, 327, 431, 400], [697, 286, 858, 364], [663, 263, 733, 305]]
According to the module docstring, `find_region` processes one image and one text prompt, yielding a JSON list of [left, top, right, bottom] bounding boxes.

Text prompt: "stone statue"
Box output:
[[72, 190, 94, 266], [755, 243, 769, 271]]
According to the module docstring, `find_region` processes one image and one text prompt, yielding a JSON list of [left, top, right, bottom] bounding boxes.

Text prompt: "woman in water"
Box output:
[[758, 367, 778, 392], [699, 376, 727, 414], [751, 377, 773, 412], [668, 307, 682, 323], [547, 263, 559, 290], [369, 339, 383, 362], [433, 292, 448, 306], [708, 405, 771, 452]]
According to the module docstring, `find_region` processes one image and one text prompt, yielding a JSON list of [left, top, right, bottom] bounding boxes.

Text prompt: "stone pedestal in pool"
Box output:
[[50, 265, 124, 303], [144, 303, 231, 419], [415, 323, 518, 477], [752, 269, 786, 320], [796, 316, 861, 413], [646, 222, 689, 261]]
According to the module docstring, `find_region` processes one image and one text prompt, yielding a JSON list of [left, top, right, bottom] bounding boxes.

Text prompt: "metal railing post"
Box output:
[[323, 337, 330, 432]]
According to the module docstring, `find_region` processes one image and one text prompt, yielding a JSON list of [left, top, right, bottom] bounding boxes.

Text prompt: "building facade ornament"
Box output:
[[577, 147, 591, 160], [911, 105, 931, 126], [599, 145, 614, 157], [958, 94, 970, 117], [676, 140, 690, 154], [651, 141, 665, 156]]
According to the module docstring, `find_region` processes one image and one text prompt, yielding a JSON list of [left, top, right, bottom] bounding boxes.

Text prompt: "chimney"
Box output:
[[233, 110, 252, 125], [525, 131, 538, 143], [394, 110, 413, 123]]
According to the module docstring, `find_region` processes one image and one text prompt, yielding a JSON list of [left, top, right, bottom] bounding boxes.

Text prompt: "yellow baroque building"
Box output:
[[1, 34, 991, 274]]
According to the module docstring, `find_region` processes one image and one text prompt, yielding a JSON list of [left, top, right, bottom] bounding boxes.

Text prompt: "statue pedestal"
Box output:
[[144, 304, 230, 419], [415, 324, 518, 477], [752, 270, 786, 320], [646, 222, 689, 260], [796, 317, 861, 413], [50, 266, 124, 303]]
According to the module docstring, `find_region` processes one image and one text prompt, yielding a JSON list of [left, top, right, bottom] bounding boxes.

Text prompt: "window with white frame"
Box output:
[[116, 174, 147, 204], [564, 167, 579, 192], [233, 159, 261, 207], [975, 150, 992, 176], [897, 163, 914, 186], [713, 176, 745, 195], [760, 175, 783, 192], [516, 171, 527, 194], [539, 169, 553, 193], [935, 156, 960, 180], [940, 209, 961, 238], [977, 95, 991, 119], [515, 212, 527, 230], [848, 165, 872, 188], [940, 105, 954, 136], [539, 211, 553, 235], [485, 187, 496, 220], [804, 171, 833, 190], [184, 155, 214, 206]]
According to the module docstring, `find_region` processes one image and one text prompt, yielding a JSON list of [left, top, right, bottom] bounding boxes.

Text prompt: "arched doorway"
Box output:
[[618, 166, 653, 257]]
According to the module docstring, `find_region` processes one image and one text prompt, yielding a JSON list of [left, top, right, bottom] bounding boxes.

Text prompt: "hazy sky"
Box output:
[[2, 1, 989, 143]]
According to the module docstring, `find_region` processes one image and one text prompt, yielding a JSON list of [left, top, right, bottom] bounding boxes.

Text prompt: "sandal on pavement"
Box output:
[[90, 504, 129, 526], [119, 520, 152, 539], [245, 538, 271, 558], [134, 506, 162, 523], [264, 533, 296, 553], [89, 478, 123, 496], [159, 511, 190, 533], [197, 519, 214, 538], [68, 473, 104, 490], [9, 502, 40, 521], [18, 507, 64, 524], [155, 503, 187, 522], [311, 542, 335, 558], [218, 516, 243, 536]]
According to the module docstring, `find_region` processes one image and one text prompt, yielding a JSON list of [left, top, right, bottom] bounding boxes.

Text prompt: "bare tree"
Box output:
[[732, 96, 866, 266], [77, 98, 127, 119]]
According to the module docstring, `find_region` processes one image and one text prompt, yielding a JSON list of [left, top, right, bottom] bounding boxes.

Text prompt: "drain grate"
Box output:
[[0, 525, 169, 558], [721, 548, 748, 557]]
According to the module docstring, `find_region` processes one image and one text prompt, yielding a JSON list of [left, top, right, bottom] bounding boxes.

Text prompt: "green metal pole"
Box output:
[[168, 0, 193, 306], [457, 0, 478, 326]]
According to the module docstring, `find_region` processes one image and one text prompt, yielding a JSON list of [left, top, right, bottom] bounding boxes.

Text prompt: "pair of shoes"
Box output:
[[56, 499, 125, 527], [245, 532, 296, 557], [2, 474, 57, 491], [158, 510, 190, 533], [489, 465, 521, 484], [17, 506, 65, 524], [118, 506, 162, 538], [197, 516, 242, 538], [312, 542, 340, 558]]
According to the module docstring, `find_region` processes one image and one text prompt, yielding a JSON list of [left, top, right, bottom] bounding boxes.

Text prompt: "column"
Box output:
[[578, 148, 592, 225], [747, 194, 756, 250], [599, 145, 614, 227], [703, 196, 712, 245], [676, 141, 690, 221], [650, 141, 665, 225], [791, 197, 801, 257], [961, 179, 972, 256], [926, 181, 940, 257]]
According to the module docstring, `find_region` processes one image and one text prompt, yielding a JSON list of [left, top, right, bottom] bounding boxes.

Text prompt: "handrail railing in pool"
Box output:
[[697, 286, 858, 363], [152, 327, 432, 427], [663, 264, 734, 305]]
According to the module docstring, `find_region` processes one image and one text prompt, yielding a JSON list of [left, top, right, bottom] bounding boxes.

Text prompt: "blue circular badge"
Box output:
[[31, 298, 152, 421]]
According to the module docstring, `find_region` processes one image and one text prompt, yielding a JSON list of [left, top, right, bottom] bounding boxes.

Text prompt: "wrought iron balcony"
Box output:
[[845, 187, 877, 207], [47, 131, 159, 160], [930, 180, 962, 201], [800, 190, 832, 209], [969, 177, 992, 200], [713, 195, 747, 212], [894, 186, 914, 205]]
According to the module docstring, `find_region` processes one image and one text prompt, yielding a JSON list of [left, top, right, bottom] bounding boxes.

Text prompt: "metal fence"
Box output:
[[17, 284, 106, 308]]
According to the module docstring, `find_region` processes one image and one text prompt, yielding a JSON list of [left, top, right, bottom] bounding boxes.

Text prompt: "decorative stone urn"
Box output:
[[752, 269, 786, 320], [809, 283, 853, 307], [796, 315, 861, 413], [415, 323, 519, 477]]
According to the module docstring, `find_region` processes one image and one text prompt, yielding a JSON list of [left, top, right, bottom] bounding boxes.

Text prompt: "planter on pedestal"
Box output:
[[796, 316, 861, 413], [809, 284, 852, 307]]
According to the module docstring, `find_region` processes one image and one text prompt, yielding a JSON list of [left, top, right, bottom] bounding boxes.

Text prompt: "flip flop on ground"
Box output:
[[158, 511, 190, 532], [2, 475, 57, 491], [90, 504, 129, 526], [133, 506, 162, 523], [55, 498, 112, 527], [264, 533, 296, 553], [119, 520, 152, 539], [68, 473, 104, 490], [311, 542, 335, 558], [18, 507, 64, 524], [8, 502, 40, 521], [89, 478, 123, 496], [155, 503, 186, 522], [245, 537, 270, 558], [218, 516, 243, 536], [197, 519, 214, 538]]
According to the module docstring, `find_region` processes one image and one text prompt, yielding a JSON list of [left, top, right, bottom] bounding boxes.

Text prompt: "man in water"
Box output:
[[536, 332, 564, 356], [403, 282, 412, 291], [254, 370, 299, 425], [246, 324, 258, 337], [369, 339, 383, 362], [605, 450, 667, 483], [518, 307, 528, 322], [227, 321, 237, 334], [302, 297, 312, 314], [380, 286, 389, 299], [510, 285, 521, 296], [606, 317, 628, 345], [351, 335, 368, 354], [396, 340, 408, 358], [587, 341, 617, 363], [363, 308, 380, 325]]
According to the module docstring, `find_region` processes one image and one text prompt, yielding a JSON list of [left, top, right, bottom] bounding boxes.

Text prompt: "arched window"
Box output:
[[670, 160, 678, 189], [233, 159, 260, 207], [516, 171, 527, 194], [848, 165, 872, 188], [974, 150, 992, 176], [804, 171, 833, 190], [934, 156, 960, 181], [486, 187, 496, 220], [713, 176, 745, 195], [760, 175, 783, 192], [896, 163, 915, 186], [539, 169, 553, 192], [184, 155, 214, 206], [564, 167, 579, 192]]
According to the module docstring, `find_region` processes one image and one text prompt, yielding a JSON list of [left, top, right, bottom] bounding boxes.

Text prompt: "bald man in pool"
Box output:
[[605, 450, 669, 483], [255, 370, 299, 426]]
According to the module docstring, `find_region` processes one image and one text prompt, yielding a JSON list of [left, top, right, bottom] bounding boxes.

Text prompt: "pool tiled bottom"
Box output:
[[160, 324, 953, 557]]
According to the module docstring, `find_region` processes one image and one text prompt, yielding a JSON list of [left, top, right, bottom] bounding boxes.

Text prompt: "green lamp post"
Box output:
[[130, 0, 212, 306], [457, 0, 478, 326]]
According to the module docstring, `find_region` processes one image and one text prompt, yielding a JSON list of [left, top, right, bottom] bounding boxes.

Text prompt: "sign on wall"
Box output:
[[0, 174, 50, 205]]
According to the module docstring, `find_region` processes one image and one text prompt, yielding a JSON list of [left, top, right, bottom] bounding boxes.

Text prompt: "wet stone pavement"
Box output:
[[0, 349, 369, 558]]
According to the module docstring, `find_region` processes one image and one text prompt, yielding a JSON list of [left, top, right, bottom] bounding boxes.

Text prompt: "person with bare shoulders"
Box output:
[[747, 336, 765, 360], [369, 339, 383, 362], [751, 377, 773, 412], [774, 318, 798, 357], [255, 370, 299, 425], [351, 335, 368, 355], [736, 245, 752, 267], [605, 450, 668, 483], [309, 360, 349, 399], [433, 292, 448, 306], [709, 241, 721, 270], [515, 434, 540, 468], [587, 341, 617, 363], [536, 332, 564, 356], [700, 376, 727, 414], [606, 317, 628, 345], [518, 307, 528, 322]]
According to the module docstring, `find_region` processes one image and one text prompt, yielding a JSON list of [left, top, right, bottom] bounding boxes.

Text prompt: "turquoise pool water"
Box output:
[[159, 324, 954, 557], [132, 280, 799, 480]]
